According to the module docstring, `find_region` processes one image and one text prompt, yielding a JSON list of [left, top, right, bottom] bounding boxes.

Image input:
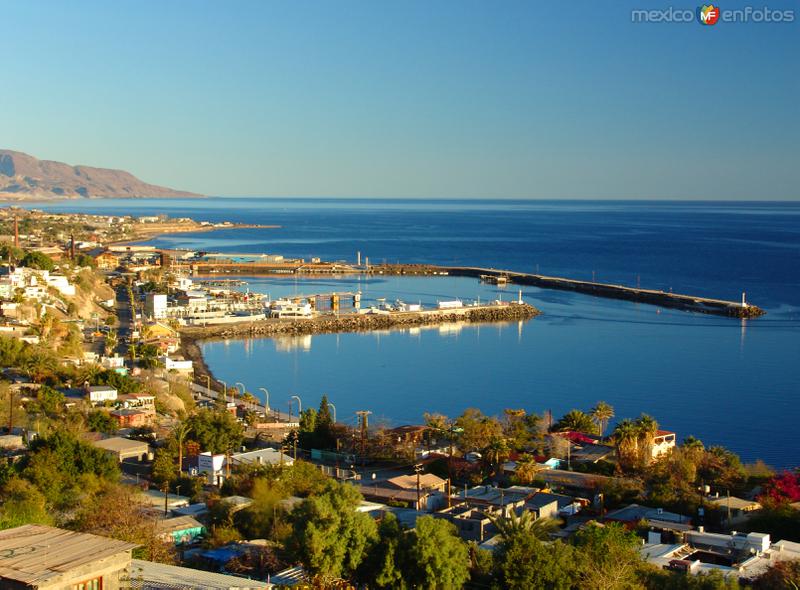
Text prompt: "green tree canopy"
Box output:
[[552, 409, 599, 435], [186, 409, 244, 454], [407, 515, 470, 589], [496, 530, 581, 590], [289, 480, 378, 580], [20, 250, 55, 271]]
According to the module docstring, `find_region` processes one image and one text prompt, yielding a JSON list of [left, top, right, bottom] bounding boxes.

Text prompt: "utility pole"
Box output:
[[355, 410, 371, 469], [414, 463, 423, 511]]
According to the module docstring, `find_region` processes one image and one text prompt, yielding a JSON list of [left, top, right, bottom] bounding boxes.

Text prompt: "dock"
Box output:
[[179, 302, 540, 341], [444, 267, 765, 319]]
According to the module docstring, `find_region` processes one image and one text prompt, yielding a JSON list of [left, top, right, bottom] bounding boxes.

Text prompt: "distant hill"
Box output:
[[0, 149, 202, 199]]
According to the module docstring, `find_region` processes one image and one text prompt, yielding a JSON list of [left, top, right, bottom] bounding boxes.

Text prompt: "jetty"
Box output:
[[179, 302, 539, 341], [443, 267, 765, 319]]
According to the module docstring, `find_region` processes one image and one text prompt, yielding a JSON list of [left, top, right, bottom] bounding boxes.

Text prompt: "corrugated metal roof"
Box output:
[[129, 559, 271, 589], [0, 525, 137, 584]]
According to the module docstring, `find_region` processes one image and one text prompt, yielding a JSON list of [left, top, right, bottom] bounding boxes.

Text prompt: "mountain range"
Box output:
[[0, 149, 201, 199]]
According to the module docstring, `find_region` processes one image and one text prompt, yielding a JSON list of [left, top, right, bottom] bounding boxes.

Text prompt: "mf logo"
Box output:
[[698, 4, 720, 25]]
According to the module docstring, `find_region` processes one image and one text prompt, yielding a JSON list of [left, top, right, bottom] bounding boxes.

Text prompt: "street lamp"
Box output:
[[259, 387, 270, 411], [327, 401, 336, 424], [291, 395, 302, 420], [235, 382, 246, 396], [221, 380, 227, 403]]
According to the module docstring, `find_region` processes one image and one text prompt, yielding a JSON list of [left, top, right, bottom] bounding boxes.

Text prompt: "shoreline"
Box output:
[[179, 303, 540, 395]]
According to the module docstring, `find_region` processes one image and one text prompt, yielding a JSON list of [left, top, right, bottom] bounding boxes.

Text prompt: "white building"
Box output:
[[86, 385, 118, 404], [162, 357, 193, 372], [145, 293, 168, 320], [270, 299, 313, 319], [651, 430, 677, 459]]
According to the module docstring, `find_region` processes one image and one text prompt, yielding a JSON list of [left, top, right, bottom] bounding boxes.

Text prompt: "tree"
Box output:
[[456, 408, 502, 452], [87, 410, 118, 434], [573, 522, 644, 590], [72, 482, 176, 563], [482, 435, 510, 479], [502, 408, 543, 452], [496, 532, 581, 590], [356, 512, 405, 588], [289, 480, 378, 580], [751, 558, 800, 589], [151, 448, 178, 487], [635, 414, 659, 467], [0, 477, 54, 530], [19, 429, 119, 508], [314, 395, 336, 448], [406, 515, 469, 589], [552, 410, 598, 435], [513, 453, 539, 485], [186, 409, 244, 454], [613, 419, 640, 471], [489, 509, 560, 542], [591, 401, 615, 438], [760, 471, 800, 505], [173, 423, 189, 476], [20, 251, 55, 271]]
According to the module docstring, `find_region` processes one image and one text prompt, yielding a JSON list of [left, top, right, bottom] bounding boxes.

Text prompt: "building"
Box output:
[[92, 436, 150, 462], [0, 525, 136, 590], [707, 495, 762, 526], [110, 408, 152, 428], [86, 384, 118, 404], [155, 515, 206, 545], [144, 293, 168, 320], [641, 531, 800, 581], [89, 248, 120, 270], [651, 430, 677, 459], [198, 448, 294, 485], [128, 559, 271, 590]]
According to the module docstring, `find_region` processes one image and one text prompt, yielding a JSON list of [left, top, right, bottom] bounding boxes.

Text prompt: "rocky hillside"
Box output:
[[0, 149, 202, 199]]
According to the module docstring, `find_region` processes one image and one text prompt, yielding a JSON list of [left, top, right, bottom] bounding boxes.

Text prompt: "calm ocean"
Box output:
[[35, 198, 800, 467]]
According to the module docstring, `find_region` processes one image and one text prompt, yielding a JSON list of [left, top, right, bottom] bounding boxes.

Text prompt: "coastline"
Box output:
[[179, 303, 540, 395]]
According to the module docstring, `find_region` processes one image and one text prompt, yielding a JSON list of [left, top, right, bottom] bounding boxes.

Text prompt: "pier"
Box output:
[[443, 267, 765, 319], [179, 302, 539, 341]]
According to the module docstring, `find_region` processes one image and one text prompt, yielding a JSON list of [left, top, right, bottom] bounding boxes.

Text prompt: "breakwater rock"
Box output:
[[179, 303, 540, 342]]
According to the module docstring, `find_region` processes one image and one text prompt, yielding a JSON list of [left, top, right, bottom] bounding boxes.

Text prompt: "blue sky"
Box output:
[[1, 1, 797, 199]]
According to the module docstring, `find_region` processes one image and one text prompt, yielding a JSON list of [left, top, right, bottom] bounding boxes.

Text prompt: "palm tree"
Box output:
[[488, 509, 561, 541], [590, 401, 615, 438], [514, 453, 539, 485], [173, 423, 189, 475], [552, 410, 598, 435], [612, 419, 639, 470], [483, 435, 510, 478], [635, 414, 659, 466]]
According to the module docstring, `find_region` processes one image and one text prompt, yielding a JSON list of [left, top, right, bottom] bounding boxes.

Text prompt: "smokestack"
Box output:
[[13, 216, 19, 249]]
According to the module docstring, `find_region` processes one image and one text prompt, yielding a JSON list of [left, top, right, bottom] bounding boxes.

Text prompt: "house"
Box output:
[[142, 490, 191, 511], [198, 449, 293, 485], [707, 495, 762, 525], [155, 515, 205, 545], [110, 408, 152, 428], [127, 559, 271, 590], [0, 525, 136, 590], [651, 430, 676, 459], [162, 356, 193, 372], [92, 436, 150, 462], [144, 293, 167, 320], [605, 503, 692, 530], [85, 384, 118, 404], [641, 532, 800, 581], [386, 424, 428, 446], [89, 248, 120, 270], [435, 504, 496, 542], [145, 321, 177, 339], [387, 473, 447, 494]]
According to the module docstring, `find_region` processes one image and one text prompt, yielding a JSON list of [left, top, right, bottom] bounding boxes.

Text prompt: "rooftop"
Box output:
[[129, 559, 270, 590], [0, 525, 137, 586], [92, 436, 149, 454]]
